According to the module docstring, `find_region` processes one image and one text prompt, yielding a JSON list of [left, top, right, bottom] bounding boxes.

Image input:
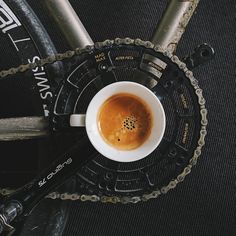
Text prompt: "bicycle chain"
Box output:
[[0, 38, 207, 203]]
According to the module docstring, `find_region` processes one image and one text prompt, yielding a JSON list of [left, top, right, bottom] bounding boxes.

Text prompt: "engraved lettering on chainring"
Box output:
[[0, 0, 213, 234]]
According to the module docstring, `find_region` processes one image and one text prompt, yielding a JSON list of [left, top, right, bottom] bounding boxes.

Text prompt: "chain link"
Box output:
[[0, 38, 207, 204]]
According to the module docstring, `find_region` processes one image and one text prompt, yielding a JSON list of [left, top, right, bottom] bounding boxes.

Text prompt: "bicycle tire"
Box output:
[[0, 0, 62, 189]]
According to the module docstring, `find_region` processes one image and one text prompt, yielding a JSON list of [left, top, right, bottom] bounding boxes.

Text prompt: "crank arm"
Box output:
[[0, 136, 98, 235]]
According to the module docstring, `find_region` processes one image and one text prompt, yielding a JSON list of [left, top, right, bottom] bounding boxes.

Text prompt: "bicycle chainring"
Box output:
[[49, 39, 207, 203]]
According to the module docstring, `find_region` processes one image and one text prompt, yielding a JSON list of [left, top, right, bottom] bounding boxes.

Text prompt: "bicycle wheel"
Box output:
[[0, 0, 62, 189]]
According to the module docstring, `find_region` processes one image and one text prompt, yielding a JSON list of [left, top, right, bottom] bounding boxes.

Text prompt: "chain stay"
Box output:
[[0, 38, 207, 204]]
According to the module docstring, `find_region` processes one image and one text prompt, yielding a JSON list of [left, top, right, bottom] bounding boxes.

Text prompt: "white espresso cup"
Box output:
[[70, 81, 166, 162]]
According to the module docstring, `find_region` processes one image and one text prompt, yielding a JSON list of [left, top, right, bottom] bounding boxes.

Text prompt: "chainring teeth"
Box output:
[[48, 39, 207, 203]]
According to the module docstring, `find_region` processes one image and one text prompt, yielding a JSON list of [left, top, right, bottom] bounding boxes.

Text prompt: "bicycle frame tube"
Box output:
[[0, 117, 49, 141], [46, 0, 199, 52], [151, 0, 200, 53], [45, 0, 94, 48]]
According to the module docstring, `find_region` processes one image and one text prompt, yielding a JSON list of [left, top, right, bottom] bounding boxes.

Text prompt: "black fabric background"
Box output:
[[22, 0, 235, 235]]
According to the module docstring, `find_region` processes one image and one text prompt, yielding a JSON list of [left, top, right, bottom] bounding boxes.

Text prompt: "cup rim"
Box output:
[[85, 81, 166, 162]]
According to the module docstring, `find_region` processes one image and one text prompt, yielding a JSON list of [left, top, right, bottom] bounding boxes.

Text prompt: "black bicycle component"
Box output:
[[183, 44, 215, 69], [0, 135, 98, 235], [51, 42, 205, 200]]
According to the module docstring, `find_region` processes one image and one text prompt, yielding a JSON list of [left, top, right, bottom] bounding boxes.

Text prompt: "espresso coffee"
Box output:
[[97, 93, 153, 150]]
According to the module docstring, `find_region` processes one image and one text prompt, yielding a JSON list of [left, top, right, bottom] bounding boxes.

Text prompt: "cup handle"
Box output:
[[70, 114, 86, 127]]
